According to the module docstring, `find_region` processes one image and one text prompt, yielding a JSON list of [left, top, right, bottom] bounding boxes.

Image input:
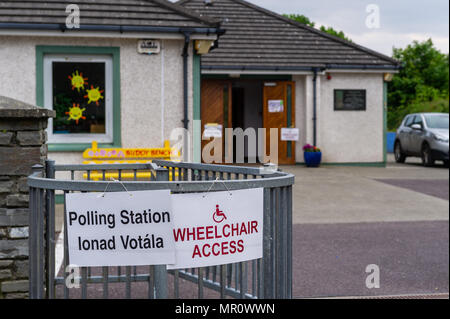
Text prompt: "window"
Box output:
[[425, 114, 449, 129], [405, 115, 415, 127], [334, 90, 366, 111], [36, 46, 121, 151], [44, 54, 112, 144], [412, 115, 423, 127]]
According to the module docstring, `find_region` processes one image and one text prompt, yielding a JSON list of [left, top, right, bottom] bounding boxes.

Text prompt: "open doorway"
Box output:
[[231, 80, 263, 163], [200, 79, 296, 165]]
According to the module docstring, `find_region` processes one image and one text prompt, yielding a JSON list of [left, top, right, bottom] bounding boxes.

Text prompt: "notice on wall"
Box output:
[[268, 100, 284, 113], [167, 189, 264, 270], [203, 124, 223, 139], [65, 190, 175, 267], [281, 128, 300, 141]]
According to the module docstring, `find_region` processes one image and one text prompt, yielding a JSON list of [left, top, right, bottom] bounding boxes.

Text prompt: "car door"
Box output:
[[409, 114, 426, 155], [398, 115, 414, 153]]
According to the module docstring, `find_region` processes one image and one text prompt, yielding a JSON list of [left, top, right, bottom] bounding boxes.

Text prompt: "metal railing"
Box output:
[[28, 160, 294, 299]]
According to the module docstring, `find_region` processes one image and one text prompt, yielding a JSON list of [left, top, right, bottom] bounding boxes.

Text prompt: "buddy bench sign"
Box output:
[[65, 188, 263, 269]]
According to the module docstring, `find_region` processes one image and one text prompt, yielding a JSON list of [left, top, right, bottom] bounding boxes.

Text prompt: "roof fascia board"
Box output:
[[201, 69, 398, 75], [202, 69, 315, 75], [201, 64, 400, 72], [0, 29, 218, 40], [0, 23, 223, 36]]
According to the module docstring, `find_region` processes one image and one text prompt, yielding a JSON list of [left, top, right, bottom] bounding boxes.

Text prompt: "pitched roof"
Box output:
[[0, 0, 220, 30], [178, 0, 400, 71]]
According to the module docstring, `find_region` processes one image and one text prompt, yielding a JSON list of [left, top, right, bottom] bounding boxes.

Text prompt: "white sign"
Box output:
[[281, 128, 300, 141], [168, 189, 264, 270], [65, 190, 175, 267], [268, 100, 284, 113], [137, 39, 161, 54], [203, 124, 223, 139]]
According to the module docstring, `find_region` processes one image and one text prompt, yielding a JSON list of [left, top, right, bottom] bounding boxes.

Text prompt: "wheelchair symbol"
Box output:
[[213, 205, 227, 223]]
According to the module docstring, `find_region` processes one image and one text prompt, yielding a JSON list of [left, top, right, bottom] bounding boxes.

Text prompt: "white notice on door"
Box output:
[[65, 190, 175, 267], [268, 100, 284, 113], [281, 128, 300, 141]]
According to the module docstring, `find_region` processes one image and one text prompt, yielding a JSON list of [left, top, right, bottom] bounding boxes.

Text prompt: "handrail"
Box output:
[[28, 162, 295, 193]]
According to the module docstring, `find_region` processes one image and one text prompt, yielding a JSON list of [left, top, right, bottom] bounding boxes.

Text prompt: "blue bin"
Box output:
[[387, 132, 396, 153]]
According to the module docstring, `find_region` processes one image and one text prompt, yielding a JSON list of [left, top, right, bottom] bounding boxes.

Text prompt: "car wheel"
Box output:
[[421, 144, 435, 167], [444, 160, 449, 167], [394, 141, 406, 163]]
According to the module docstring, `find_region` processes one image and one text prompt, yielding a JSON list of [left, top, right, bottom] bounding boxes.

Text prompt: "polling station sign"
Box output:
[[168, 188, 264, 270], [65, 190, 175, 267]]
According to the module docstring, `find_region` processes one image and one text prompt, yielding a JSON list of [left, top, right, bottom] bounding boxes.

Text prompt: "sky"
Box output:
[[173, 0, 449, 56]]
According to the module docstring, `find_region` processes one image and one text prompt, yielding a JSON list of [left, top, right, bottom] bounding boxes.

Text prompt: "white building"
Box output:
[[0, 0, 400, 166]]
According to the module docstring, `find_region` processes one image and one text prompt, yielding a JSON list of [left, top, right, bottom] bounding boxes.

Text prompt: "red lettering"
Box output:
[[240, 223, 248, 235], [206, 226, 214, 240], [212, 243, 221, 256], [231, 223, 239, 237], [223, 224, 230, 237], [214, 225, 222, 239], [186, 228, 196, 241], [202, 244, 211, 257], [192, 245, 202, 258], [237, 239, 244, 253], [229, 241, 237, 254], [251, 221, 258, 234], [197, 227, 205, 241], [173, 228, 186, 242], [221, 241, 229, 255]]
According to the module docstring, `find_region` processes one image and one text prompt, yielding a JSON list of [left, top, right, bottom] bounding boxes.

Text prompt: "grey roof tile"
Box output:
[[0, 0, 220, 29], [178, 0, 400, 70]]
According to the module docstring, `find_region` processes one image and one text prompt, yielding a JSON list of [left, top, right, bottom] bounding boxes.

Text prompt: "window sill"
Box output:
[[48, 142, 121, 152]]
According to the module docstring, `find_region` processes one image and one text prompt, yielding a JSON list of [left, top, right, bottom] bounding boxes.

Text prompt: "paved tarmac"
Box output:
[[285, 154, 449, 298]]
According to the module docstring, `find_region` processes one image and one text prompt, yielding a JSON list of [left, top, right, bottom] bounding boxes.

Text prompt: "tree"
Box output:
[[283, 14, 351, 42], [389, 39, 449, 108], [387, 39, 449, 130], [283, 14, 315, 27]]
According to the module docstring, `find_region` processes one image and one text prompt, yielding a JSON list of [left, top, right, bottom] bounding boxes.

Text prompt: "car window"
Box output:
[[413, 115, 423, 126], [405, 116, 415, 127], [425, 114, 449, 129]]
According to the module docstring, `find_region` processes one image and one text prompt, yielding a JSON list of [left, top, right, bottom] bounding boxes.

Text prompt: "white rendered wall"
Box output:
[[318, 73, 384, 163], [0, 36, 193, 166]]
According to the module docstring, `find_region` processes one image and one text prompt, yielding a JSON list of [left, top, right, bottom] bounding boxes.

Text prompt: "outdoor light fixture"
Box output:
[[195, 40, 215, 54], [384, 73, 394, 82]]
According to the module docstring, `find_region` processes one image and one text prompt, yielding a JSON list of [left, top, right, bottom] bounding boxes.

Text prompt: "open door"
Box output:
[[263, 81, 296, 165], [201, 80, 232, 164]]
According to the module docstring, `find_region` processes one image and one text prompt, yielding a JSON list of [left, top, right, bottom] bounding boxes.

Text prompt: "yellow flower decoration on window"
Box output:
[[65, 103, 86, 124], [84, 85, 104, 106], [68, 70, 88, 92]]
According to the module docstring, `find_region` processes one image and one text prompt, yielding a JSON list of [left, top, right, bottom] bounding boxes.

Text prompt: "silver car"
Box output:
[[394, 113, 449, 166]]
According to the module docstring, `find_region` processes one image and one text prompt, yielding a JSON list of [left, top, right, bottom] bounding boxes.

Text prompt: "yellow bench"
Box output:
[[82, 141, 180, 181]]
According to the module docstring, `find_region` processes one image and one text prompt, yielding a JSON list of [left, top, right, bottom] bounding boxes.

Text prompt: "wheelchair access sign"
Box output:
[[168, 188, 264, 270]]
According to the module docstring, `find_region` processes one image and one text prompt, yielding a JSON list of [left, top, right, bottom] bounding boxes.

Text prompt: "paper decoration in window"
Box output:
[[84, 85, 104, 106], [68, 70, 88, 92], [65, 103, 86, 124]]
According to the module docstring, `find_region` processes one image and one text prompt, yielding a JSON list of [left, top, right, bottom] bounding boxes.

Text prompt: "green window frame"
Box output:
[[36, 45, 121, 152]]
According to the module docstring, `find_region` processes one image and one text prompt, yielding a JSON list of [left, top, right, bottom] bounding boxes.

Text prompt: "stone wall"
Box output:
[[0, 96, 54, 299]]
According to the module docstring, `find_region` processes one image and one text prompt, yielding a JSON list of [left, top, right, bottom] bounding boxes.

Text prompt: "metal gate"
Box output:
[[28, 160, 294, 299]]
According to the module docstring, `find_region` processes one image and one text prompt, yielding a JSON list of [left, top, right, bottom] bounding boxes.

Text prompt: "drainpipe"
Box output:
[[181, 32, 191, 161], [182, 32, 191, 131], [312, 68, 318, 146]]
